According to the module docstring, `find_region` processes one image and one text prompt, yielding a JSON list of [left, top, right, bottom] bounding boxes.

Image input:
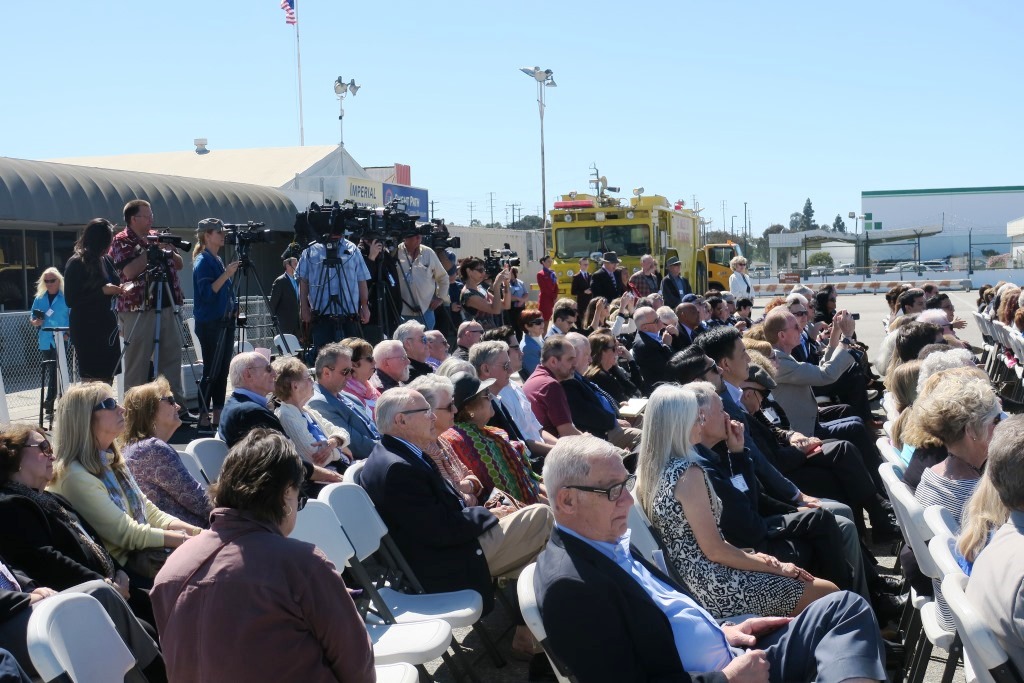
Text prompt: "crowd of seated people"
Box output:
[[10, 271, 1024, 681]]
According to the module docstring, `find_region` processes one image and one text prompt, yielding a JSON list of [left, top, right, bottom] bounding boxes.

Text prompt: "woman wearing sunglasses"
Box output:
[[271, 357, 349, 491], [151, 429, 373, 683], [28, 267, 70, 417], [48, 383, 202, 588], [120, 378, 212, 528]]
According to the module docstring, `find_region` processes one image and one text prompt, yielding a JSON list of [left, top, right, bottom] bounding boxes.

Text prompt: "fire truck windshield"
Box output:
[[555, 224, 650, 259]]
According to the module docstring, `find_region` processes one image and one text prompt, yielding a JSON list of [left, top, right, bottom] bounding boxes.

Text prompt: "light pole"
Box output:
[[520, 66, 556, 242], [848, 211, 865, 273], [334, 77, 360, 147]]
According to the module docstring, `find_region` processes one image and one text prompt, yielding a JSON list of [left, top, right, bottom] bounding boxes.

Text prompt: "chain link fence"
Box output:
[[0, 297, 277, 422]]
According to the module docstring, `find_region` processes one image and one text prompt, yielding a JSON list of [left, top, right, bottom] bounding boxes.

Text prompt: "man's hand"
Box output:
[[359, 303, 370, 324], [837, 308, 856, 336], [113, 570, 131, 599], [724, 617, 793, 648], [725, 419, 746, 453], [429, 296, 443, 311], [300, 302, 312, 324], [951, 317, 967, 330], [368, 239, 383, 261], [721, 649, 770, 682], [28, 587, 58, 604], [797, 492, 820, 508]]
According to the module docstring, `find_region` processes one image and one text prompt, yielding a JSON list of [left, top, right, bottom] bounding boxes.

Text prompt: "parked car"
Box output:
[[832, 263, 856, 275]]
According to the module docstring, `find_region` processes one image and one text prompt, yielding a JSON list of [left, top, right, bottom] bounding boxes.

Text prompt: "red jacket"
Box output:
[[537, 267, 559, 318]]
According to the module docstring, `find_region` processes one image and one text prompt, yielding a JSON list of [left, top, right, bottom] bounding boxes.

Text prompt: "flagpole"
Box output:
[[294, 0, 305, 146]]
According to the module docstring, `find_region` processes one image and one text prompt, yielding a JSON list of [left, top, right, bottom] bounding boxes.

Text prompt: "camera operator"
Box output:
[[396, 230, 449, 331], [191, 219, 239, 433], [108, 199, 192, 420], [359, 235, 401, 345], [296, 231, 370, 357]]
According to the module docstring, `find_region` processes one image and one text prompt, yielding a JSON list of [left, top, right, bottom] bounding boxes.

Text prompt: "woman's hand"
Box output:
[[113, 570, 131, 599], [368, 239, 383, 261], [313, 466, 343, 483], [30, 317, 42, 328], [775, 562, 814, 581], [102, 283, 124, 296], [310, 441, 335, 466], [225, 261, 241, 277]]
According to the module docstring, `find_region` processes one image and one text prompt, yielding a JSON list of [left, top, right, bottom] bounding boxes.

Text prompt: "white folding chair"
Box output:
[[516, 563, 573, 683], [233, 340, 255, 354], [374, 663, 419, 683], [877, 436, 905, 469], [274, 333, 302, 358], [943, 573, 1024, 683], [175, 449, 211, 487], [290, 501, 455, 678], [27, 593, 136, 683], [924, 505, 958, 541], [628, 500, 675, 579], [343, 459, 365, 483], [186, 438, 229, 483], [317, 483, 500, 670]]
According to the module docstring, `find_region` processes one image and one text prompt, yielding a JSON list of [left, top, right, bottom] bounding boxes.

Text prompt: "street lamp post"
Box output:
[[520, 66, 556, 242], [848, 211, 865, 275], [334, 77, 360, 147]]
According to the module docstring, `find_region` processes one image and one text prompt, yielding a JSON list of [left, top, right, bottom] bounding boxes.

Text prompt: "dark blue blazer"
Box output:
[[217, 391, 284, 447], [535, 528, 727, 683], [307, 384, 381, 460], [359, 435, 499, 612], [632, 331, 673, 396]]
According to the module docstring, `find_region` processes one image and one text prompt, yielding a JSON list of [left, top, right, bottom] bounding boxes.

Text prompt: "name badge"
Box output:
[[46, 308, 54, 317], [730, 474, 749, 492]]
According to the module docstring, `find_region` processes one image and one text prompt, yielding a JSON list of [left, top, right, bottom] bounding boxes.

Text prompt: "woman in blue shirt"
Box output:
[[29, 267, 70, 414], [191, 219, 239, 433]]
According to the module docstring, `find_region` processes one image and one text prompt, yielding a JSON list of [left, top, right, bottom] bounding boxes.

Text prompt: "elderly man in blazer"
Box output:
[[359, 387, 553, 657], [631, 306, 674, 395], [306, 343, 382, 460], [534, 434, 886, 683], [218, 351, 285, 447]]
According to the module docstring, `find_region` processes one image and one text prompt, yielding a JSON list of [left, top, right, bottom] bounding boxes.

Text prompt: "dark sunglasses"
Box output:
[[158, 396, 176, 405], [563, 474, 636, 502], [296, 492, 308, 512], [28, 440, 53, 455], [699, 363, 722, 378], [43, 279, 58, 284], [93, 397, 120, 412]]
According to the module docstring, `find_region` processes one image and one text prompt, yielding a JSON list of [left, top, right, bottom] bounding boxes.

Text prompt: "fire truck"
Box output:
[[548, 187, 741, 298]]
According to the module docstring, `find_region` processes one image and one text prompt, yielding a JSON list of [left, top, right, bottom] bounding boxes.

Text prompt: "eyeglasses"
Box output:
[[698, 363, 722, 378], [563, 474, 635, 502], [158, 396, 176, 405], [792, 310, 809, 317], [994, 413, 1004, 426], [297, 493, 308, 512], [27, 440, 53, 455], [525, 321, 542, 327], [466, 328, 484, 335], [436, 401, 457, 413], [502, 361, 512, 371], [399, 407, 434, 416], [43, 279, 58, 284], [250, 363, 273, 374], [93, 397, 120, 412], [472, 267, 486, 273], [420, 336, 428, 344]]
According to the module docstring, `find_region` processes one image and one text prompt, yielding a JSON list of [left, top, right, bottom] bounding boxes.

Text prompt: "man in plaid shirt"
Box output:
[[628, 254, 660, 298], [108, 199, 192, 420]]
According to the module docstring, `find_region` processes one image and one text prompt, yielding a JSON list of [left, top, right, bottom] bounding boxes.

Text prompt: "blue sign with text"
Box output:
[[383, 183, 429, 221]]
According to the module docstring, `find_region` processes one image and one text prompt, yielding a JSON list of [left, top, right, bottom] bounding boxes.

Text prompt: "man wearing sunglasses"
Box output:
[[535, 434, 885, 683], [393, 320, 434, 382], [218, 352, 285, 447], [307, 343, 382, 460]]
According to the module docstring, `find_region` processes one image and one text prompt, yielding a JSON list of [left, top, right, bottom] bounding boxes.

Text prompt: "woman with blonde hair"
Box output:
[[579, 296, 610, 335], [29, 266, 70, 416], [339, 336, 380, 418], [635, 384, 833, 619], [728, 256, 752, 299], [121, 378, 212, 528], [884, 359, 921, 448], [957, 474, 1009, 573], [191, 218, 240, 432], [997, 285, 1021, 325], [48, 383, 201, 585]]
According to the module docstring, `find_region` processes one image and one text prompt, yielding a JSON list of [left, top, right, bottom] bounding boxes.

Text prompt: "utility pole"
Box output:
[[467, 201, 475, 225], [507, 203, 522, 228], [743, 201, 748, 255], [429, 200, 438, 220], [489, 192, 496, 227], [721, 200, 727, 240]]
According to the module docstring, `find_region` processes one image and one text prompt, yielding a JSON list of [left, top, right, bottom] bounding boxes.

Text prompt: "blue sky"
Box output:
[[3, 1, 1021, 235]]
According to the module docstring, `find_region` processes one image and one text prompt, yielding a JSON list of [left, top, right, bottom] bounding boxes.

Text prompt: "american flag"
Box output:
[[280, 0, 297, 25]]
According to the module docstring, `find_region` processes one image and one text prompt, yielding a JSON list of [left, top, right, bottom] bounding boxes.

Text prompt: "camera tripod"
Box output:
[[222, 242, 294, 355], [306, 239, 366, 351]]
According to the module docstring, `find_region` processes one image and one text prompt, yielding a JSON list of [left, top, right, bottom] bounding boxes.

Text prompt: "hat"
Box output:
[[451, 372, 496, 411], [681, 293, 698, 303], [601, 252, 620, 264], [197, 218, 224, 233], [745, 366, 777, 391], [666, 256, 681, 268]]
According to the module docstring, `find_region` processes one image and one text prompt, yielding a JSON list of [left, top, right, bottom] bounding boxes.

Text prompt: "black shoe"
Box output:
[[883, 638, 907, 670], [178, 411, 199, 424], [528, 653, 557, 681], [871, 523, 903, 545], [872, 574, 905, 595], [874, 593, 908, 625]]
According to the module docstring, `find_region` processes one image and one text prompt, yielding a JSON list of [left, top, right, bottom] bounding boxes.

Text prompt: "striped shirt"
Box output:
[[914, 466, 979, 528]]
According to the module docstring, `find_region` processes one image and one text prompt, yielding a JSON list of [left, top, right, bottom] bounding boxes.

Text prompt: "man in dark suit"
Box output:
[[570, 256, 593, 312], [535, 434, 885, 683], [561, 332, 642, 451], [306, 343, 382, 460], [218, 351, 285, 447], [660, 256, 692, 309], [359, 388, 552, 632], [631, 306, 674, 395], [590, 252, 625, 303], [269, 257, 300, 338]]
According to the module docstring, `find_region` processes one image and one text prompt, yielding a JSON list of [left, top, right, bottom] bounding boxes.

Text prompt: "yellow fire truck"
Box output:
[[548, 190, 741, 298]]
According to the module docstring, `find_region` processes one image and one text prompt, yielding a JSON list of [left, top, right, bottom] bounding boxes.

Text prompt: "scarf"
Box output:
[[439, 423, 541, 505], [2, 481, 116, 578], [99, 450, 147, 525]]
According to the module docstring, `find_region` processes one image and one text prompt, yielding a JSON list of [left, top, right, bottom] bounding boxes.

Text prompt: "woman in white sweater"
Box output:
[[728, 256, 753, 299], [272, 356, 351, 485]]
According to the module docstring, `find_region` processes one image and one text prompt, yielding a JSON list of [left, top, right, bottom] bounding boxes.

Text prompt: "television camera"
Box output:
[[482, 243, 520, 279]]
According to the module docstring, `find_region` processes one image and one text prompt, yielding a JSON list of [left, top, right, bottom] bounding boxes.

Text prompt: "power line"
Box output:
[[467, 201, 475, 225]]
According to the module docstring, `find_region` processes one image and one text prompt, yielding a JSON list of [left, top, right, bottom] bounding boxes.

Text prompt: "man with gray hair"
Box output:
[[561, 332, 642, 451], [471, 340, 557, 464], [632, 306, 674, 394], [372, 339, 411, 391], [425, 329, 449, 369], [393, 320, 433, 381], [307, 343, 382, 460], [359, 387, 553, 641], [628, 254, 660, 297], [453, 320, 485, 361], [218, 351, 283, 447], [535, 434, 886, 683]]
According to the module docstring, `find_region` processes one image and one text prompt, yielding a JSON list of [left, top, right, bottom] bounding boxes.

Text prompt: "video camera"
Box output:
[[482, 243, 520, 279], [425, 219, 461, 251], [145, 230, 191, 269], [223, 221, 271, 246]]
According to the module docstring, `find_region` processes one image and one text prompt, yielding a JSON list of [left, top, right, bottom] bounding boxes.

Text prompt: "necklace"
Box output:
[[946, 452, 985, 476]]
